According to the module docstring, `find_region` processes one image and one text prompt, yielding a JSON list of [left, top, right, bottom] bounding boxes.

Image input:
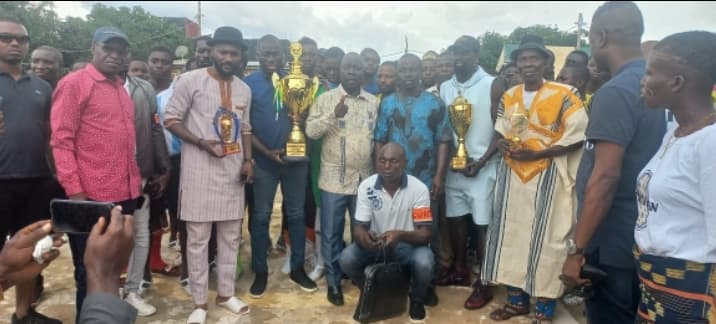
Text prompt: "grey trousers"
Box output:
[[125, 190, 151, 293]]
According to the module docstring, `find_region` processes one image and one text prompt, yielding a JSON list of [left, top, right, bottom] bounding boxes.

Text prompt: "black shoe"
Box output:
[[11, 308, 62, 324], [425, 287, 439, 307], [327, 285, 344, 306], [409, 299, 426, 323], [290, 269, 318, 292], [250, 272, 268, 298]]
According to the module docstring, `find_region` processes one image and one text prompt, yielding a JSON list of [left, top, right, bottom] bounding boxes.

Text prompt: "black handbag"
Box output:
[[353, 247, 411, 323]]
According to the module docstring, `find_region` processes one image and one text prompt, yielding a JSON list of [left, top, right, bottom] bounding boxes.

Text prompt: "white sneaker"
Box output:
[[137, 280, 152, 296], [281, 250, 291, 274], [309, 265, 325, 281], [125, 292, 157, 316], [180, 278, 192, 295]]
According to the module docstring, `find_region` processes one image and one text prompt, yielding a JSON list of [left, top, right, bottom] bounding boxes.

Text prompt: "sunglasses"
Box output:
[[0, 33, 30, 45]]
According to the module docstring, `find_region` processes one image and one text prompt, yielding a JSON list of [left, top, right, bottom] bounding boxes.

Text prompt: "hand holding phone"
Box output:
[[50, 199, 115, 233]]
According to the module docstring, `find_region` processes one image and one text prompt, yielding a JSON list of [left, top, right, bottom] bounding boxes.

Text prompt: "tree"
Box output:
[[1, 2, 191, 66], [477, 31, 507, 74], [0, 1, 62, 52], [507, 25, 578, 47], [56, 4, 191, 63]]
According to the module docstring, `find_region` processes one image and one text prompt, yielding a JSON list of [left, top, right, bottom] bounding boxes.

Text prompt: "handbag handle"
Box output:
[[372, 244, 388, 265]]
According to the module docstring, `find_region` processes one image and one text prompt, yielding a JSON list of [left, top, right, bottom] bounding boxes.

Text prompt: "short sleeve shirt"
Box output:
[[244, 70, 290, 170], [575, 59, 667, 267], [635, 124, 716, 263], [355, 174, 432, 235]]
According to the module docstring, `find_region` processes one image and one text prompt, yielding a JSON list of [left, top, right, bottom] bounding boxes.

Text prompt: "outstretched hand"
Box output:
[[0, 220, 64, 289]]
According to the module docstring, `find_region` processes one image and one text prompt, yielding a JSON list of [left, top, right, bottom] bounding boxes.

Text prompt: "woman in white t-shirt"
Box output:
[[635, 31, 716, 324]]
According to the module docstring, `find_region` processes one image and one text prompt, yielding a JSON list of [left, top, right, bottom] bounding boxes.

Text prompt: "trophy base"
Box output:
[[283, 143, 308, 163], [223, 143, 241, 155], [450, 157, 472, 171], [282, 155, 309, 163]]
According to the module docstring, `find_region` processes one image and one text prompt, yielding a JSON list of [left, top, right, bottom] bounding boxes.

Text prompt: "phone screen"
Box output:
[[50, 199, 114, 233]]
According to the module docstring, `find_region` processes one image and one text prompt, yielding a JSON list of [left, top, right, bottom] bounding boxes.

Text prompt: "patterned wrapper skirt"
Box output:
[[635, 249, 716, 323]]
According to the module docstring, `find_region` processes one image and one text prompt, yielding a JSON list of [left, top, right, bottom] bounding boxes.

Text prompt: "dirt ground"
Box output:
[[0, 192, 585, 324]]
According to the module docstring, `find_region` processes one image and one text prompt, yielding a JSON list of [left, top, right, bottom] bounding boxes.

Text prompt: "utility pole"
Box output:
[[575, 13, 587, 49], [197, 1, 202, 36], [405, 35, 409, 54]]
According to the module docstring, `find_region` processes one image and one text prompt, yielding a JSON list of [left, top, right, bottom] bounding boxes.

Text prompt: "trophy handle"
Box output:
[[311, 76, 320, 100], [271, 72, 281, 90]]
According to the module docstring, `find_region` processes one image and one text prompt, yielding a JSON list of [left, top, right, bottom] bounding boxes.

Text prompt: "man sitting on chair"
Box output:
[[339, 142, 434, 323]]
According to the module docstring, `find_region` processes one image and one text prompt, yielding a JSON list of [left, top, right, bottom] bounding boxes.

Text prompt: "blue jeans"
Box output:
[[339, 242, 434, 302], [585, 253, 639, 323], [69, 198, 138, 323], [320, 190, 356, 286], [68, 233, 88, 323], [251, 163, 308, 273]]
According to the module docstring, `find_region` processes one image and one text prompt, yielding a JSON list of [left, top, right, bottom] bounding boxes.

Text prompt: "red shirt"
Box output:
[[51, 64, 141, 202]]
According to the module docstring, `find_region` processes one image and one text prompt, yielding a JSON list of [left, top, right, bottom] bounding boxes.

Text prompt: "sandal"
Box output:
[[187, 307, 207, 324], [217, 296, 250, 315], [532, 313, 553, 323], [489, 303, 530, 321], [532, 298, 555, 323]]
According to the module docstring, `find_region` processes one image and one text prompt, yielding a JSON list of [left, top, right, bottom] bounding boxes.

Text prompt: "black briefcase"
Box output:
[[353, 253, 410, 323]]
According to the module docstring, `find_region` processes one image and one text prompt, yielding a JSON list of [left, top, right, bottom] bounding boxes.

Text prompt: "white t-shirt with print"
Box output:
[[355, 174, 432, 235], [634, 123, 716, 263]]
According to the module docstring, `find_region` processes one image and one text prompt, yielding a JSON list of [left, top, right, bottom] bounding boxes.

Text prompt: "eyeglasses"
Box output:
[[0, 33, 30, 45]]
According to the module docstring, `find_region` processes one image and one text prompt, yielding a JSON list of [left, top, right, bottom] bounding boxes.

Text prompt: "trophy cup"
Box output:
[[213, 107, 241, 155], [272, 42, 320, 162], [503, 103, 529, 149], [448, 92, 472, 171]]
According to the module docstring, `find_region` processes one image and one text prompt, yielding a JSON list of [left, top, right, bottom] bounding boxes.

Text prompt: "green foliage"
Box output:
[[507, 25, 578, 47], [477, 31, 507, 75], [2, 1, 191, 66]]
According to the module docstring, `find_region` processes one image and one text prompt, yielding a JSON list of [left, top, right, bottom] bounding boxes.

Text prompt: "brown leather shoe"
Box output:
[[435, 269, 470, 286], [464, 283, 493, 310]]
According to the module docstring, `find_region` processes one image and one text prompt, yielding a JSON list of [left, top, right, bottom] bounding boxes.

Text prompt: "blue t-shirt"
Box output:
[[374, 92, 453, 188], [245, 70, 291, 169], [576, 59, 667, 268], [363, 77, 379, 96]]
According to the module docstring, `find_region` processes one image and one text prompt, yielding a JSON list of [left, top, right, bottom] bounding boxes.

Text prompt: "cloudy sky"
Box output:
[[53, 1, 716, 60]]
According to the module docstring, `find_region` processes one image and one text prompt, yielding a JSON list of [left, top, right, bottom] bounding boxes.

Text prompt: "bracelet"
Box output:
[[196, 139, 205, 149]]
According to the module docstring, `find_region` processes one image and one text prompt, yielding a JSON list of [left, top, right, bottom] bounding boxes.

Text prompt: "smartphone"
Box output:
[[50, 199, 115, 233], [580, 264, 608, 283]]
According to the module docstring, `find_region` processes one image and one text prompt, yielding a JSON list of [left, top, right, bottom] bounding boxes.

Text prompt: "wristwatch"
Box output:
[[567, 238, 584, 256], [243, 158, 255, 165]]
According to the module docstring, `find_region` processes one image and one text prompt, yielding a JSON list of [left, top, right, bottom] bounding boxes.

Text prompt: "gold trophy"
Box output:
[[213, 107, 241, 155], [448, 92, 472, 171], [272, 42, 320, 162], [503, 103, 529, 148]]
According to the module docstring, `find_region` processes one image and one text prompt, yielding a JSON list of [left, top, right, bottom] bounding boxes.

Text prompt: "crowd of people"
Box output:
[[1, 1, 715, 323]]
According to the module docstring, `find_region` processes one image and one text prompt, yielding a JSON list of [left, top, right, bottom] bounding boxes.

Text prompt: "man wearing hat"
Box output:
[[481, 34, 587, 322], [51, 26, 143, 322], [164, 26, 253, 323], [437, 35, 503, 311]]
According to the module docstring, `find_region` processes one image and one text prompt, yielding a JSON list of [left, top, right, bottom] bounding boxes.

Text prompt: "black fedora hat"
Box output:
[[510, 34, 551, 62], [208, 26, 248, 50]]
